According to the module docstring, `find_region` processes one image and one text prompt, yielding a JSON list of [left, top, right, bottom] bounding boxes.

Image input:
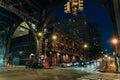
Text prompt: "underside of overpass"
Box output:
[[0, 0, 66, 66], [0, 0, 120, 66]]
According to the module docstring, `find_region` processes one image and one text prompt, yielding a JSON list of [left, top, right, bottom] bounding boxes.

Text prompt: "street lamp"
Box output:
[[111, 34, 119, 72], [52, 35, 57, 65], [37, 32, 43, 63], [38, 32, 42, 37], [52, 35, 57, 53], [83, 44, 88, 62], [84, 44, 88, 49], [52, 35, 57, 40]]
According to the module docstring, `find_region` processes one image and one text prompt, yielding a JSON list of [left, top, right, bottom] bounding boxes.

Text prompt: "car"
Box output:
[[78, 61, 86, 67], [61, 62, 73, 67], [73, 62, 79, 66]]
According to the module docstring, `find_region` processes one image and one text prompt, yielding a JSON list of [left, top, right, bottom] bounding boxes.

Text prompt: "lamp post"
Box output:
[[52, 35, 57, 40], [38, 32, 42, 37], [111, 35, 119, 72], [37, 32, 43, 63], [52, 35, 57, 65], [83, 44, 88, 63]]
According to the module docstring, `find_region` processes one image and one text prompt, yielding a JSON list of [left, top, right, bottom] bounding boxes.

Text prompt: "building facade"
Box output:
[[9, 27, 82, 65], [47, 14, 102, 61], [88, 23, 102, 59], [9, 31, 36, 65], [47, 15, 89, 61], [44, 27, 82, 65], [47, 15, 89, 44]]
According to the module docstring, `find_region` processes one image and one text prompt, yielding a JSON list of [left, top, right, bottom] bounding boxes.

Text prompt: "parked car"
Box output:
[[61, 62, 73, 67], [73, 62, 79, 66], [76, 61, 86, 67]]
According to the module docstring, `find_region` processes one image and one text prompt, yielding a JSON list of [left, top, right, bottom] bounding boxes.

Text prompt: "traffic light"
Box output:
[[72, 6, 78, 15], [71, 0, 78, 15], [64, 2, 70, 13], [78, 0, 84, 11], [72, 0, 78, 7]]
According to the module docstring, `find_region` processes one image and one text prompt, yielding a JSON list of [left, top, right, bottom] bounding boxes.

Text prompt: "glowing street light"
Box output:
[[111, 35, 119, 54], [84, 44, 88, 48], [37, 32, 43, 63], [51, 35, 57, 65], [52, 35, 57, 40], [83, 43, 88, 62], [111, 38, 118, 45], [110, 34, 119, 72], [38, 32, 42, 37]]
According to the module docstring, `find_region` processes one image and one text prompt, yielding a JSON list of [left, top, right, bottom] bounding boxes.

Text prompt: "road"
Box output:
[[0, 65, 120, 80], [0, 68, 88, 80]]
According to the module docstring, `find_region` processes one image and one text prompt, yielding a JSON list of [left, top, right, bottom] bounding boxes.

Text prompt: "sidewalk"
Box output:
[[0, 66, 26, 72], [0, 65, 61, 72]]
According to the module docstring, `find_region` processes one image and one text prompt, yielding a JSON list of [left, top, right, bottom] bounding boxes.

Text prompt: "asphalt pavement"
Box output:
[[0, 65, 120, 80]]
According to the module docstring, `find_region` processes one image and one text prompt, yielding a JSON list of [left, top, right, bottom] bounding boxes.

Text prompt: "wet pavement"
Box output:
[[0, 65, 120, 80], [0, 67, 88, 80]]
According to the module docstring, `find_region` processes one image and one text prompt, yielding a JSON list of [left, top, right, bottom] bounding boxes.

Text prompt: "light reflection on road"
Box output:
[[67, 62, 100, 73]]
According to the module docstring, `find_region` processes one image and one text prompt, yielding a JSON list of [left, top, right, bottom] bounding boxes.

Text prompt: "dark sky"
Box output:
[[55, 0, 114, 54], [84, 0, 114, 54]]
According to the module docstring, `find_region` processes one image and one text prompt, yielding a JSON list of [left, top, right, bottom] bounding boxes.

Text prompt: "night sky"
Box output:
[[84, 0, 114, 54], [55, 0, 114, 54]]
